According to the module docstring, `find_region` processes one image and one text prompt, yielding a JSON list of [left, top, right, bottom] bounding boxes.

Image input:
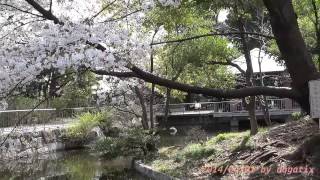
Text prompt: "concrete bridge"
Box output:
[[155, 98, 301, 131]]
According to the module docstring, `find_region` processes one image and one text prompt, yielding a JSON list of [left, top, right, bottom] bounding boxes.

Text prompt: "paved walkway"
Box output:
[[0, 118, 76, 135]]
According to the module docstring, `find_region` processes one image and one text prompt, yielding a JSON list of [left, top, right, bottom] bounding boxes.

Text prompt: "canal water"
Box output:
[[0, 150, 148, 180], [0, 127, 218, 180]]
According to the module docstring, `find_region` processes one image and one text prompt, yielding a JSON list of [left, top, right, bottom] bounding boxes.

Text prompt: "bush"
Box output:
[[291, 112, 303, 121], [95, 128, 160, 159], [67, 110, 112, 138]]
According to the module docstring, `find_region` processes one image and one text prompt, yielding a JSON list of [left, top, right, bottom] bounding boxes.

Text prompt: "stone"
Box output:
[[41, 131, 55, 144], [17, 149, 33, 158], [37, 147, 49, 154], [32, 131, 41, 138]]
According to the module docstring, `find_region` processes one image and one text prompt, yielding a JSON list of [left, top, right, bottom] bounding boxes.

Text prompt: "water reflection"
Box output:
[[0, 150, 147, 180]]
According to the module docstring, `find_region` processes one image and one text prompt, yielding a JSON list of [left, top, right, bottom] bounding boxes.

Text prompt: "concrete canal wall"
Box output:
[[0, 125, 103, 160]]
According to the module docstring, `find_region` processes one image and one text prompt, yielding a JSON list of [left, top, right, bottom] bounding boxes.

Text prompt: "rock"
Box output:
[[41, 131, 55, 144], [17, 149, 32, 158], [37, 147, 49, 154], [87, 130, 98, 141]]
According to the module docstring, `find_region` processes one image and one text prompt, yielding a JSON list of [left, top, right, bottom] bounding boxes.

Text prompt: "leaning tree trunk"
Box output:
[[263, 0, 320, 112]]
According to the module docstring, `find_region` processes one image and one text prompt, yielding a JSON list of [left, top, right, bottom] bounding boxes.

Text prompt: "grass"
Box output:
[[150, 129, 270, 177], [67, 111, 112, 138], [181, 143, 216, 160]]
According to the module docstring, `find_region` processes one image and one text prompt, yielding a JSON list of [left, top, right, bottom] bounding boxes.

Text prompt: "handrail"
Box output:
[[155, 98, 291, 106], [0, 107, 95, 113], [154, 98, 301, 114]]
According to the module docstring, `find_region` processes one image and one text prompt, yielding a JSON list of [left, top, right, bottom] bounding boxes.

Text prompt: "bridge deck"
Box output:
[[156, 108, 300, 117]]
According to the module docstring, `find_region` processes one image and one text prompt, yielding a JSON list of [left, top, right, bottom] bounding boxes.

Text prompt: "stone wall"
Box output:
[[0, 127, 103, 160]]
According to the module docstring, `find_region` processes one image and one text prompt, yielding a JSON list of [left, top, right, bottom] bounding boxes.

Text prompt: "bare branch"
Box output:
[[0, 19, 46, 40], [100, 9, 142, 23], [91, 69, 137, 78], [90, 0, 117, 21], [0, 3, 43, 18], [25, 0, 63, 25], [151, 32, 275, 46], [207, 60, 246, 75], [49, 0, 53, 12]]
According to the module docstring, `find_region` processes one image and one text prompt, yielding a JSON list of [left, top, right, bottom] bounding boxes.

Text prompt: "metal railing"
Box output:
[[0, 107, 95, 128], [155, 98, 300, 115]]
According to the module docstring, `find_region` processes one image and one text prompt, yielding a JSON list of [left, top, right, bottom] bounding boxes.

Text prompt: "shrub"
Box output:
[[67, 110, 112, 138], [291, 112, 303, 121], [95, 128, 160, 159]]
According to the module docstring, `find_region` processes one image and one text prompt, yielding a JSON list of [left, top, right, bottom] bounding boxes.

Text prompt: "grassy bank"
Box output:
[[146, 119, 320, 179], [147, 130, 260, 177]]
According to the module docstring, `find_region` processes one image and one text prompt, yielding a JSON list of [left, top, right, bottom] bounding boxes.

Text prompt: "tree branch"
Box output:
[[100, 9, 142, 23], [25, 0, 63, 25], [207, 60, 246, 75], [91, 69, 137, 78], [151, 32, 275, 46], [49, 0, 53, 12], [127, 65, 300, 99], [90, 0, 117, 21], [0, 3, 43, 18], [20, 0, 302, 102]]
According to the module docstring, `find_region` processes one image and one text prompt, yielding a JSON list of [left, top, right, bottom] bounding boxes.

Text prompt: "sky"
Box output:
[[229, 48, 285, 73], [217, 9, 229, 22]]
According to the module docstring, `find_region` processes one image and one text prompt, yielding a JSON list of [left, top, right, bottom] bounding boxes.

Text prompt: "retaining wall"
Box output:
[[0, 126, 103, 160]]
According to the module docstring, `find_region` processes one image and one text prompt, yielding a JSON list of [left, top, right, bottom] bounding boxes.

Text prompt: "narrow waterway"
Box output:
[[0, 150, 148, 180]]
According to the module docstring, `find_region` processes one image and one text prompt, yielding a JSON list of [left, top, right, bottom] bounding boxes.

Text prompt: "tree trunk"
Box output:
[[163, 88, 171, 127], [248, 96, 258, 135], [311, 0, 320, 70], [258, 46, 271, 126], [134, 86, 149, 130], [263, 0, 320, 112], [262, 96, 271, 126], [149, 84, 155, 129], [237, 13, 259, 135]]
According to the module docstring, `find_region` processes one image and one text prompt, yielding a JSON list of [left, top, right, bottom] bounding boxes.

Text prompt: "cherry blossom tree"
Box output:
[[0, 0, 319, 118]]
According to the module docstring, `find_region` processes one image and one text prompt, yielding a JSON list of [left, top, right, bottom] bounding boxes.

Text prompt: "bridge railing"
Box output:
[[0, 107, 95, 128], [155, 98, 300, 115]]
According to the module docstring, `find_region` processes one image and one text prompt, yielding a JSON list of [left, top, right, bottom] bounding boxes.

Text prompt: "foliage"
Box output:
[[67, 110, 112, 138], [51, 71, 98, 109], [291, 112, 303, 121], [95, 128, 160, 159], [8, 96, 40, 109], [210, 131, 246, 143], [147, 1, 237, 100], [179, 143, 216, 160]]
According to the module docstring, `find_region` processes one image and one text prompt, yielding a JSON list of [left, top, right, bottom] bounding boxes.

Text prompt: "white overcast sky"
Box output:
[[229, 48, 285, 73]]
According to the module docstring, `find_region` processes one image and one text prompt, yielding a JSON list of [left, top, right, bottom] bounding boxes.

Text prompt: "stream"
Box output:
[[0, 150, 148, 180]]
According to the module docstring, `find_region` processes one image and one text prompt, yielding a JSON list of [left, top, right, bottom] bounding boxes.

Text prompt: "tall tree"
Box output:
[[0, 0, 319, 127]]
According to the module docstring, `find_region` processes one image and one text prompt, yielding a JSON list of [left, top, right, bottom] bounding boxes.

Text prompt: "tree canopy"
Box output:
[[0, 0, 319, 112]]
